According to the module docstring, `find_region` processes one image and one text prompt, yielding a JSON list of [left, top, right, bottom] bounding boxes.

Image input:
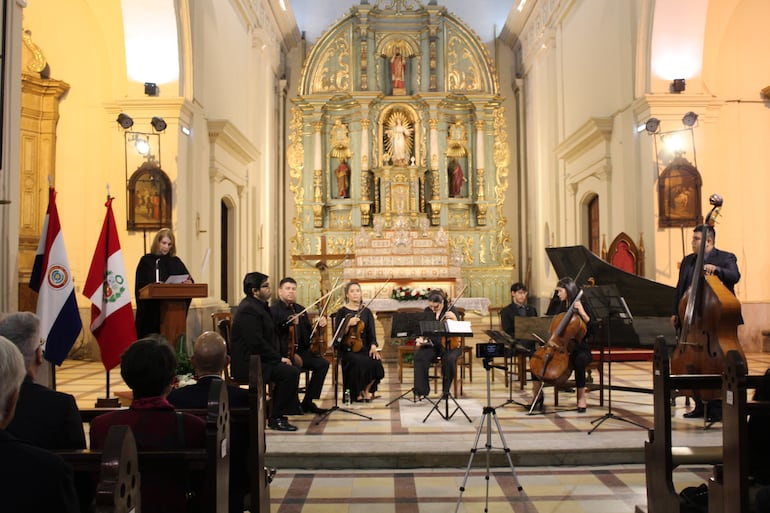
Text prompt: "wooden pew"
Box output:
[[707, 350, 770, 513], [61, 379, 230, 513], [94, 425, 141, 513], [643, 337, 722, 513], [77, 355, 270, 513]]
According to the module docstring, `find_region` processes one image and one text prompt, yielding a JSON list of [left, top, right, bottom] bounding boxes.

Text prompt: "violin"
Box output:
[[671, 194, 745, 400], [340, 279, 391, 353], [440, 287, 467, 351], [529, 289, 586, 385], [286, 303, 301, 365]]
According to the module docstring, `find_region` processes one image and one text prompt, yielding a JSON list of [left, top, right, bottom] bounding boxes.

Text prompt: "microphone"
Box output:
[[155, 258, 160, 283]]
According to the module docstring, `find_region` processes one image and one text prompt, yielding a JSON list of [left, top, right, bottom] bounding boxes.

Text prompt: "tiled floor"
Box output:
[[56, 348, 770, 513]]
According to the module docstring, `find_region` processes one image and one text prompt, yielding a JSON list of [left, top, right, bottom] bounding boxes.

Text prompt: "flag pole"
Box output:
[[95, 184, 120, 408]]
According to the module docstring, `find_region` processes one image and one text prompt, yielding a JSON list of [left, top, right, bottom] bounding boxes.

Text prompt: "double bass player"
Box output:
[[671, 224, 741, 421]]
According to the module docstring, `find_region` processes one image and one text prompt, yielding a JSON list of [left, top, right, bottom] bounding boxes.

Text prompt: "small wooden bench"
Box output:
[[93, 425, 140, 513]]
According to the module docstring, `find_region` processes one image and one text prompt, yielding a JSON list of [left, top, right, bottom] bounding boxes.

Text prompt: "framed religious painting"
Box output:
[[657, 156, 702, 228], [126, 162, 172, 230]]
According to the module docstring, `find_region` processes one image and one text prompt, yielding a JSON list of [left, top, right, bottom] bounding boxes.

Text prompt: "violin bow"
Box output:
[[309, 277, 342, 340], [357, 276, 393, 315], [288, 280, 345, 323], [439, 285, 468, 321]]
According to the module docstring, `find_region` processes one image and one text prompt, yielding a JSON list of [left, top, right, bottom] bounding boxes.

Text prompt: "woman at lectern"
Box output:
[[135, 228, 193, 338], [413, 290, 461, 399]]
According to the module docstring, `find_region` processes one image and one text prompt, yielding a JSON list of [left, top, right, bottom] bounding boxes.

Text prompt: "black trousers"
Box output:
[[295, 349, 329, 403], [413, 346, 461, 396], [263, 361, 301, 418]]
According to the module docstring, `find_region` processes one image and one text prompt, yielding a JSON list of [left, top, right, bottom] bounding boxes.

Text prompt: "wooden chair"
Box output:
[[211, 311, 235, 384], [602, 231, 644, 276], [454, 307, 472, 386]]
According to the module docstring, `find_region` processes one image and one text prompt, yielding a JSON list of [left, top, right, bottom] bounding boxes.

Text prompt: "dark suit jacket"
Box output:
[[0, 429, 80, 513], [231, 295, 282, 382], [5, 376, 86, 450], [672, 248, 741, 315]]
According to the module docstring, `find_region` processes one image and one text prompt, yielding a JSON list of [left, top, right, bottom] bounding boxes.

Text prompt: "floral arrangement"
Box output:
[[391, 286, 431, 301]]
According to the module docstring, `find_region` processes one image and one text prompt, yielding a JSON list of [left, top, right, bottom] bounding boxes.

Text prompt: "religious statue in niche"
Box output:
[[448, 158, 466, 197], [384, 111, 413, 167], [335, 159, 350, 198], [390, 50, 406, 95]]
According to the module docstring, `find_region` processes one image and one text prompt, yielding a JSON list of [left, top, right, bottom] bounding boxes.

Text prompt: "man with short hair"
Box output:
[[231, 272, 301, 431], [0, 312, 86, 450], [168, 331, 250, 513], [671, 224, 741, 421], [271, 277, 330, 415], [0, 336, 80, 513]]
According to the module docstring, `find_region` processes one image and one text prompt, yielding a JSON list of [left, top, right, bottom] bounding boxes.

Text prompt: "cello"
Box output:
[[670, 194, 745, 401], [529, 289, 586, 385]]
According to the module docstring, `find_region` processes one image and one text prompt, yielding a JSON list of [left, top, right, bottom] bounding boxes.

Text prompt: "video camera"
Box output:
[[475, 342, 505, 359]]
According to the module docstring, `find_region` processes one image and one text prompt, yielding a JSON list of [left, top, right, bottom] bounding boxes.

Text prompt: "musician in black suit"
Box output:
[[0, 312, 86, 451], [167, 331, 249, 513], [0, 336, 80, 513], [271, 277, 329, 415], [671, 224, 741, 420], [231, 272, 301, 431], [501, 282, 538, 354]]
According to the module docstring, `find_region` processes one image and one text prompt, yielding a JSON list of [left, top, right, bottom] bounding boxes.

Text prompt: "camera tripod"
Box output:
[[455, 357, 524, 512]]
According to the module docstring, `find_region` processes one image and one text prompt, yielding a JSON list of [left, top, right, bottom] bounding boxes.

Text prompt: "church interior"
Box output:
[[2, 0, 770, 511]]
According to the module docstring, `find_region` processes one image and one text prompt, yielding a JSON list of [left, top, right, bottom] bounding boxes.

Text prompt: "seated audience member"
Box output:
[[0, 336, 80, 513], [0, 312, 86, 450], [168, 331, 249, 513], [90, 337, 206, 513]]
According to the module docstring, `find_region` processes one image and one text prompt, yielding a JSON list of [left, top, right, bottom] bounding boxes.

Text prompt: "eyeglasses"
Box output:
[[260, 283, 271, 289]]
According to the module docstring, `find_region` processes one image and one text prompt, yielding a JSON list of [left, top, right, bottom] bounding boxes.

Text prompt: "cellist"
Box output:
[[334, 281, 384, 402], [271, 277, 330, 415], [532, 277, 596, 412], [671, 224, 741, 421]]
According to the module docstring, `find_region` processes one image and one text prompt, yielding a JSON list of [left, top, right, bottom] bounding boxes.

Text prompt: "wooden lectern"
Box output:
[[138, 283, 208, 349]]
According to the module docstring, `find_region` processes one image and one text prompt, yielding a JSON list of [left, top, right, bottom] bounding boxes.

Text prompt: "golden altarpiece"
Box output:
[[287, 0, 514, 309]]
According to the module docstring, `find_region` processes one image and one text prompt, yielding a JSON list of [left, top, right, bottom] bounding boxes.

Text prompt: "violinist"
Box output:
[[413, 290, 462, 399], [271, 277, 330, 415], [671, 225, 741, 421], [534, 277, 595, 412], [334, 281, 384, 402]]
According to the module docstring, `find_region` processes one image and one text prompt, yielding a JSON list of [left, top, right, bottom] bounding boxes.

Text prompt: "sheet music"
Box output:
[[446, 319, 472, 334], [165, 274, 190, 284]]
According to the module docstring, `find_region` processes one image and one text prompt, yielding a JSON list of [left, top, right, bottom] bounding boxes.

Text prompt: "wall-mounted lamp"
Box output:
[[682, 111, 698, 127], [144, 82, 159, 96], [116, 113, 134, 129], [150, 116, 167, 132], [133, 135, 151, 156], [670, 78, 686, 94], [644, 117, 660, 134]]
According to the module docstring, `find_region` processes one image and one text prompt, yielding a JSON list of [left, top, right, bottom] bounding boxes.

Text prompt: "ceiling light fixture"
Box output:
[[116, 113, 134, 129], [644, 118, 660, 134], [682, 111, 698, 127], [150, 116, 167, 132]]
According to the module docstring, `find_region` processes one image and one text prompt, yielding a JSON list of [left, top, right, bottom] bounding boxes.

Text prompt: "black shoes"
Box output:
[[268, 417, 298, 432], [301, 402, 328, 415], [531, 395, 544, 412]]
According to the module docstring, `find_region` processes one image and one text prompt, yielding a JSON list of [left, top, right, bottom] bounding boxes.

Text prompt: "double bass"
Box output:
[[529, 289, 586, 385], [670, 194, 745, 400]]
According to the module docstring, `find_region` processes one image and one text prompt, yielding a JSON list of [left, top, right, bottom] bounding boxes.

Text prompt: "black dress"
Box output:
[[134, 253, 191, 338], [334, 306, 385, 400]]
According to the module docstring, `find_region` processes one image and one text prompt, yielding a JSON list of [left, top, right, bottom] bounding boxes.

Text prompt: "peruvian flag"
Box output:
[[29, 187, 83, 365], [83, 196, 137, 370]]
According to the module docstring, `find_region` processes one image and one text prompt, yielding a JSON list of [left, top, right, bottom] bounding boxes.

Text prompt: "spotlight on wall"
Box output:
[[116, 113, 134, 129], [150, 116, 167, 132], [144, 82, 160, 96], [670, 78, 686, 94], [644, 117, 660, 134], [682, 111, 699, 127]]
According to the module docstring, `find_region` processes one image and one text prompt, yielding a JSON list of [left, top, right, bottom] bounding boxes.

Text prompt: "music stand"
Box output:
[[484, 330, 532, 410], [420, 320, 473, 423], [386, 311, 430, 406], [315, 313, 372, 424], [581, 285, 647, 434]]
